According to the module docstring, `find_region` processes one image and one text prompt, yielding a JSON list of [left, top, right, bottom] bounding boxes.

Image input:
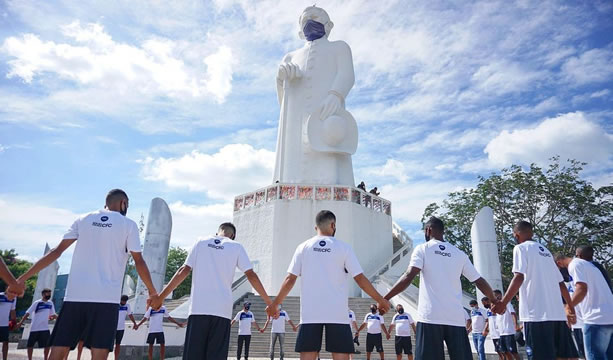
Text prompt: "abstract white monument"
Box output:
[[234, 6, 393, 296], [134, 198, 172, 314], [471, 207, 503, 300], [33, 243, 59, 300]]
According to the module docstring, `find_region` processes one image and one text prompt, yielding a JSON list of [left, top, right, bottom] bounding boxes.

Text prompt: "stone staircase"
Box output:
[[229, 294, 412, 359]]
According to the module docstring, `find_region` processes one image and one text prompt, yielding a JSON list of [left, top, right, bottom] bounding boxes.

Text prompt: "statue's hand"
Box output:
[[318, 93, 341, 120], [277, 63, 302, 82]]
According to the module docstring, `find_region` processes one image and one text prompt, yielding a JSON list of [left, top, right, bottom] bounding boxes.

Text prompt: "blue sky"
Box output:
[[0, 0, 612, 273]]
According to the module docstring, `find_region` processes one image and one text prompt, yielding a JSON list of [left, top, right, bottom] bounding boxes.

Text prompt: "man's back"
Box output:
[[568, 258, 613, 324], [512, 241, 566, 322], [410, 240, 481, 327], [64, 209, 141, 303], [186, 236, 252, 319], [288, 235, 363, 324]]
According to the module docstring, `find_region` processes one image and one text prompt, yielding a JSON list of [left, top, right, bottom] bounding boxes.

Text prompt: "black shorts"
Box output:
[[27, 330, 50, 348], [415, 322, 472, 360], [0, 327, 8, 342], [395, 336, 412, 355], [182, 315, 231, 360], [115, 330, 125, 345], [499, 334, 518, 353], [147, 332, 165, 345], [295, 323, 354, 353], [366, 333, 383, 353], [49, 301, 119, 351], [492, 338, 501, 352], [524, 321, 578, 359]]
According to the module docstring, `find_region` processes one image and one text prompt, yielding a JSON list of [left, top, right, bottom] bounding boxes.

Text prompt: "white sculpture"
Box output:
[[273, 6, 357, 186], [33, 243, 59, 301], [471, 207, 503, 300]]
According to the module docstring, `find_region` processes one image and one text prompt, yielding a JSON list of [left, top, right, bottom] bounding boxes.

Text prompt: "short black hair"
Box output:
[[493, 289, 502, 295], [315, 210, 336, 227], [106, 189, 128, 206], [554, 252, 568, 261], [121, 295, 129, 301], [469, 299, 478, 305], [42, 288, 51, 294], [425, 216, 444, 232], [513, 221, 532, 232], [481, 296, 489, 302], [577, 245, 594, 260], [218, 222, 236, 237]]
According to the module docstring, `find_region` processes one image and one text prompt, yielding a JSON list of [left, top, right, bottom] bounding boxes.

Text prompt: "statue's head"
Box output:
[[298, 6, 334, 41]]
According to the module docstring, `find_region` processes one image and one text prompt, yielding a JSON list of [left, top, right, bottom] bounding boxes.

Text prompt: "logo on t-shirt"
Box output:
[[319, 240, 326, 247], [435, 244, 451, 257], [208, 240, 225, 250], [239, 312, 253, 320], [539, 246, 544, 251], [537, 246, 551, 258], [214, 239, 221, 244], [101, 216, 109, 222], [439, 245, 445, 250], [314, 240, 331, 253]]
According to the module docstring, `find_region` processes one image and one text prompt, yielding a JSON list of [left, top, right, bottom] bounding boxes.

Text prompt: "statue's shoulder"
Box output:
[[329, 40, 352, 54]]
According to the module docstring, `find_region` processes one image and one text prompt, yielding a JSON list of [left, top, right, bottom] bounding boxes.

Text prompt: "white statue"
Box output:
[[273, 6, 358, 186]]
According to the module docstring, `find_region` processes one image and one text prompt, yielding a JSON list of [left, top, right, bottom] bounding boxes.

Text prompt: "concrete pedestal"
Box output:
[[233, 184, 393, 296]]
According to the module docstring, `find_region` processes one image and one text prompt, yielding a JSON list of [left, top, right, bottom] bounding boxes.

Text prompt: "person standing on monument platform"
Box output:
[[0, 290, 16, 360], [495, 221, 578, 359], [383, 216, 500, 360], [261, 303, 298, 360], [17, 288, 57, 360], [150, 222, 273, 360], [266, 210, 391, 360], [8, 189, 158, 360]]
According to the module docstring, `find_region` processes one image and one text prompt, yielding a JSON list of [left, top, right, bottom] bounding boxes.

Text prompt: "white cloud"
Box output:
[[378, 159, 409, 183], [2, 21, 234, 102], [484, 112, 613, 167], [562, 48, 613, 85], [167, 201, 232, 248], [471, 61, 544, 95], [141, 144, 275, 199]]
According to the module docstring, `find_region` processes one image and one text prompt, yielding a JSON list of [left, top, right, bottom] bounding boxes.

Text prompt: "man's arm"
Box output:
[[482, 320, 489, 336], [134, 316, 147, 330], [571, 282, 588, 307], [230, 319, 236, 326], [351, 321, 359, 333], [353, 274, 390, 315], [262, 317, 271, 331], [17, 239, 76, 284], [356, 322, 366, 333], [411, 322, 417, 335], [382, 323, 390, 339], [245, 270, 272, 306], [152, 265, 192, 309], [252, 320, 263, 332], [473, 278, 498, 306], [496, 273, 524, 313], [383, 267, 420, 301], [288, 319, 298, 331], [131, 252, 157, 296], [128, 314, 137, 327], [0, 259, 21, 298], [9, 309, 16, 322], [167, 316, 185, 328], [268, 274, 297, 317], [559, 282, 576, 325], [16, 313, 29, 328]]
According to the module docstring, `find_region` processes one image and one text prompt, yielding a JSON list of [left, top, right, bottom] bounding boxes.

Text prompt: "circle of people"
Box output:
[[0, 189, 611, 360]]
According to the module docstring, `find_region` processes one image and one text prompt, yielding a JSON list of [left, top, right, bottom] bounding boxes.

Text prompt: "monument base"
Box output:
[[233, 184, 393, 296]]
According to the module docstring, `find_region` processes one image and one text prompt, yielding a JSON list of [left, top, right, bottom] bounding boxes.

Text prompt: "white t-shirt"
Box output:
[[363, 313, 384, 334], [288, 235, 363, 324], [0, 293, 16, 327], [117, 303, 133, 331], [496, 303, 516, 336], [565, 280, 584, 329], [26, 300, 56, 332], [568, 258, 613, 325], [470, 307, 487, 333], [486, 309, 500, 339], [349, 310, 357, 325], [63, 210, 142, 304], [391, 312, 415, 336], [409, 240, 481, 327], [234, 311, 255, 335], [185, 236, 253, 319], [271, 310, 290, 333], [511, 241, 566, 322], [144, 306, 169, 333]]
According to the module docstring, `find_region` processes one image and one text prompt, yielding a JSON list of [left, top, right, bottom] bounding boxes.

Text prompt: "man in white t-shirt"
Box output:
[[348, 309, 360, 359], [492, 290, 519, 360], [0, 291, 16, 360], [557, 253, 613, 359], [262, 304, 298, 360], [231, 302, 264, 360], [17, 289, 57, 360], [495, 221, 578, 359], [135, 305, 184, 360], [469, 299, 487, 360], [11, 189, 157, 360], [383, 216, 499, 360], [151, 222, 272, 360], [266, 210, 390, 360], [481, 297, 503, 360], [356, 305, 389, 360], [113, 295, 136, 360], [388, 304, 416, 360]]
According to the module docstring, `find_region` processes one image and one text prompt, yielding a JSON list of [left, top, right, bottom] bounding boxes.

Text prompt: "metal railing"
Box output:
[[367, 241, 413, 282]]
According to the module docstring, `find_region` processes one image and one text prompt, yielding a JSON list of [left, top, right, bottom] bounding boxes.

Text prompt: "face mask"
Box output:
[[303, 20, 326, 41], [397, 308, 404, 314], [370, 307, 377, 314], [43, 295, 51, 300], [245, 305, 250, 311], [483, 303, 490, 309], [120, 202, 127, 216]]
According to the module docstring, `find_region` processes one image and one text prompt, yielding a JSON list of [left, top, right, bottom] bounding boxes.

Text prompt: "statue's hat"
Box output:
[[307, 108, 358, 155]]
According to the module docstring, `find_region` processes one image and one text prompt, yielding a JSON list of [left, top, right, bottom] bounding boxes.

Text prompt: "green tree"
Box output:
[[0, 249, 37, 313], [422, 157, 613, 294], [165, 247, 191, 299]]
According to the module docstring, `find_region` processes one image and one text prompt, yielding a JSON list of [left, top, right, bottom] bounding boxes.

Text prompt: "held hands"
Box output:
[[149, 294, 163, 311], [376, 298, 391, 316], [490, 299, 506, 315], [259, 328, 265, 333], [386, 333, 390, 340], [317, 93, 341, 120], [6, 280, 25, 299], [277, 63, 302, 82], [565, 304, 577, 326], [133, 324, 139, 331], [265, 303, 280, 319]]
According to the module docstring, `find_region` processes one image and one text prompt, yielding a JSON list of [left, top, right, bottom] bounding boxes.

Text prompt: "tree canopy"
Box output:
[[165, 246, 191, 299]]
